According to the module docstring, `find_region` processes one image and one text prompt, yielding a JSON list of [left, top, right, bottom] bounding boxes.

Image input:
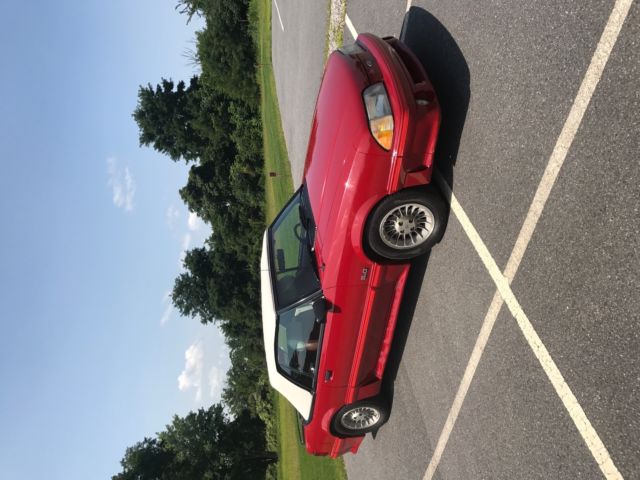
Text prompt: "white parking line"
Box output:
[[273, 0, 285, 32], [422, 283, 504, 480], [406, 0, 413, 12], [345, 13, 358, 40], [342, 3, 631, 478], [430, 177, 624, 480], [424, 0, 632, 478], [503, 0, 634, 283]]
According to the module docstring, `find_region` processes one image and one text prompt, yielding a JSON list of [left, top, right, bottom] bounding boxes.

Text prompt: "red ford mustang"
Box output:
[[261, 33, 444, 457]]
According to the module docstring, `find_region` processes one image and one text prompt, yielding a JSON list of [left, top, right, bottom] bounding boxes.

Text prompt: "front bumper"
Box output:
[[357, 34, 441, 191]]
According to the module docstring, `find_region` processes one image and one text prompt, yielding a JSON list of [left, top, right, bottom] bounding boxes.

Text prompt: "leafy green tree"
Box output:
[[222, 345, 271, 417], [112, 405, 277, 480], [112, 438, 175, 480], [131, 0, 273, 441], [195, 0, 258, 101], [132, 77, 206, 162], [172, 246, 259, 327], [179, 160, 234, 223], [175, 0, 206, 22]]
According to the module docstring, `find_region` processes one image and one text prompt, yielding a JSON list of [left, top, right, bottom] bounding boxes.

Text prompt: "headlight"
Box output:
[[363, 83, 394, 150]]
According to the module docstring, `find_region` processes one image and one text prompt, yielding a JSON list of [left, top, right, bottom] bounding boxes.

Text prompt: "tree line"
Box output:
[[113, 406, 276, 480], [113, 0, 275, 477]]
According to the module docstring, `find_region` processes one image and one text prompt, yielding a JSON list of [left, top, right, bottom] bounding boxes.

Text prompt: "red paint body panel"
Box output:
[[289, 34, 440, 457]]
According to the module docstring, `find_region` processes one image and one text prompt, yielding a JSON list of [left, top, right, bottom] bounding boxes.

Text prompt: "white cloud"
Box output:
[[174, 211, 211, 271], [178, 341, 205, 401], [188, 211, 205, 232], [160, 304, 173, 326], [160, 290, 173, 325], [107, 157, 136, 212], [208, 365, 222, 399], [177, 340, 229, 404], [166, 205, 180, 230], [182, 232, 192, 251]]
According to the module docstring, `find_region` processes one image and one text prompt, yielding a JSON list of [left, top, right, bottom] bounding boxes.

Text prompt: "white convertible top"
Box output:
[[260, 231, 313, 420]]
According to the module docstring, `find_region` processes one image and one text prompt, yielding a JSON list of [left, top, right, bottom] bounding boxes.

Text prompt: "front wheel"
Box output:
[[364, 187, 446, 261], [332, 398, 390, 437]]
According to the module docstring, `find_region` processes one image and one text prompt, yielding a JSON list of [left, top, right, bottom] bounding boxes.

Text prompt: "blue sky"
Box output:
[[0, 1, 230, 478]]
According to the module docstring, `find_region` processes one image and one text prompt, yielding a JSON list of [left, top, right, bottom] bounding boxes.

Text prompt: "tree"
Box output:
[[112, 405, 276, 480], [195, 0, 258, 101], [111, 438, 175, 480], [172, 246, 260, 326], [175, 0, 206, 22], [222, 345, 271, 417], [179, 159, 234, 222], [132, 77, 207, 162], [129, 0, 274, 454]]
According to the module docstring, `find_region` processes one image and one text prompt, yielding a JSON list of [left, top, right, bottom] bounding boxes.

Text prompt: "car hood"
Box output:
[[260, 231, 313, 420], [304, 51, 371, 252]]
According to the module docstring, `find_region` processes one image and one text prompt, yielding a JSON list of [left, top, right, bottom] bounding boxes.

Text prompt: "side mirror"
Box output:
[[276, 248, 286, 272], [312, 297, 327, 323]]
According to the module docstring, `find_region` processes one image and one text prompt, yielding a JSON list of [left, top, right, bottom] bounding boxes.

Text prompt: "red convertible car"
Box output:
[[261, 33, 444, 457]]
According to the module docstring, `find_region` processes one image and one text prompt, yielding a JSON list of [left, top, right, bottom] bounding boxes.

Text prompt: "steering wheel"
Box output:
[[294, 223, 304, 241]]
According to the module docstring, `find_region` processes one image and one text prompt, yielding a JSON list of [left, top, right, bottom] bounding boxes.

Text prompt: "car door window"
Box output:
[[269, 189, 320, 308], [276, 299, 322, 389]]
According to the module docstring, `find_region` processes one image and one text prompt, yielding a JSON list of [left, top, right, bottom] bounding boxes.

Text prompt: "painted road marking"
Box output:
[[429, 177, 624, 480], [424, 1, 633, 478], [406, 0, 413, 12], [273, 0, 285, 32], [345, 13, 358, 40], [502, 0, 634, 283], [422, 286, 504, 480], [336, 5, 633, 480], [338, 5, 631, 479]]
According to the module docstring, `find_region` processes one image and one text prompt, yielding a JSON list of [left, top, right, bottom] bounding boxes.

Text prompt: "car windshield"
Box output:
[[276, 298, 323, 389], [269, 186, 320, 309]]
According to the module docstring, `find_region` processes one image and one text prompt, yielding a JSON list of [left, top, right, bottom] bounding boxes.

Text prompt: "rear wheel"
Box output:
[[332, 398, 390, 437], [365, 187, 446, 261]]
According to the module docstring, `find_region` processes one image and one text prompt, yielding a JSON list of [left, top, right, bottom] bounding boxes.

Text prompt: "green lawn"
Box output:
[[275, 393, 348, 480], [255, 0, 294, 222], [254, 0, 347, 478]]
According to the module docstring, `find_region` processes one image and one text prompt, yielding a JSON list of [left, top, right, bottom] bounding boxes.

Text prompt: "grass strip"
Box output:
[[277, 393, 348, 480]]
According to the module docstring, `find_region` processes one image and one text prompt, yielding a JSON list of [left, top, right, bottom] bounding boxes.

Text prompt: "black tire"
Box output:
[[364, 187, 446, 262], [332, 398, 390, 437]]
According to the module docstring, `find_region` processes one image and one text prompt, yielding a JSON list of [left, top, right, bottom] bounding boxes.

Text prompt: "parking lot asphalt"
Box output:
[[271, 1, 640, 478], [271, 0, 327, 185]]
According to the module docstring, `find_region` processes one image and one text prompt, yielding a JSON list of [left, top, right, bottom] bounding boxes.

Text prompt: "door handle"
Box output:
[[324, 370, 333, 382]]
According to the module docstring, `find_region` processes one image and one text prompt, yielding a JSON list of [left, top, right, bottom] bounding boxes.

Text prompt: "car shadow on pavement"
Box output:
[[401, 6, 470, 189], [378, 7, 470, 432]]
